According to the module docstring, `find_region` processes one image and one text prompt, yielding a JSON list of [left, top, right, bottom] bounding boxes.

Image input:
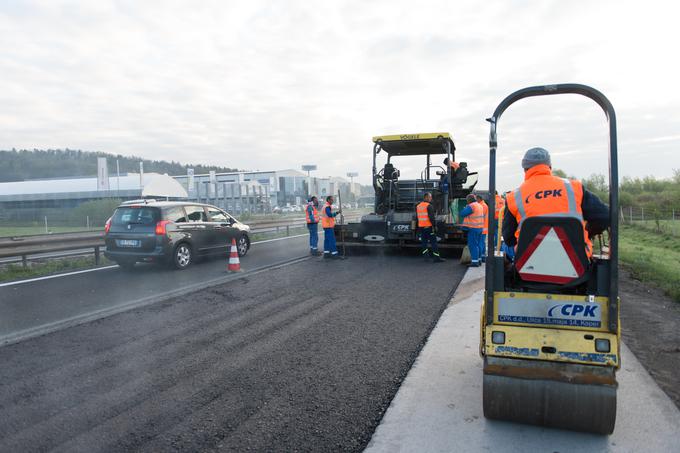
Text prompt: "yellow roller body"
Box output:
[[480, 291, 620, 434]]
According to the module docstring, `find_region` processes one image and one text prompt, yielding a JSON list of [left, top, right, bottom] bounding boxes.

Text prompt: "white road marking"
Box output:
[[0, 266, 119, 288], [0, 233, 317, 287]]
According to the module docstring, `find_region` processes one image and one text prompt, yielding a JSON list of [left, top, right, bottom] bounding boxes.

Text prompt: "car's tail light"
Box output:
[[155, 220, 172, 235], [105, 218, 112, 234]]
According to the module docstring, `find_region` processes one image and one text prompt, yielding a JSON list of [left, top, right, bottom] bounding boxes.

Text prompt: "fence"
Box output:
[[620, 206, 679, 236]]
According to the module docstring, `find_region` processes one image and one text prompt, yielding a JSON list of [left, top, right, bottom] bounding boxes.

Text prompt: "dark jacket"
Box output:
[[502, 189, 610, 247]]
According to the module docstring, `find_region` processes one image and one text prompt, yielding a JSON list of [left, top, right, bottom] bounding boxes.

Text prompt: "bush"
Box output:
[[69, 199, 122, 227]]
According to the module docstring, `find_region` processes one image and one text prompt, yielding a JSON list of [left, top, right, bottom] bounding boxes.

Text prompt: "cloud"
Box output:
[[0, 0, 678, 191]]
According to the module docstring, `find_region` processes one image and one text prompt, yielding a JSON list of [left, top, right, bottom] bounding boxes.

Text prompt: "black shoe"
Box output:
[[331, 254, 345, 260], [310, 250, 321, 256], [433, 255, 446, 263], [323, 253, 332, 259], [467, 262, 481, 267]]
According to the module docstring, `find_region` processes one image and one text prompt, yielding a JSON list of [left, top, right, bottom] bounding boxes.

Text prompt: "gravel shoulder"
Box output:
[[619, 267, 680, 407], [0, 254, 465, 452]]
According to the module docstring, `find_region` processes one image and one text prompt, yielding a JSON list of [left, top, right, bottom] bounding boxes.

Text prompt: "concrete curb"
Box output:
[[365, 266, 680, 452]]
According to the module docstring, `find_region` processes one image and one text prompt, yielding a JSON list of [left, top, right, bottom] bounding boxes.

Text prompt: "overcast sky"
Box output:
[[1, 0, 678, 190]]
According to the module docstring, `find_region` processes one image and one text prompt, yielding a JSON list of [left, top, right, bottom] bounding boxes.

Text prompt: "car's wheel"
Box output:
[[237, 235, 249, 257], [172, 243, 193, 270], [116, 259, 136, 270]]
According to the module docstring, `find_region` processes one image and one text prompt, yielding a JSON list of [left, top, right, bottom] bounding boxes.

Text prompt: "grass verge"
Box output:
[[619, 224, 680, 302], [0, 256, 114, 283]]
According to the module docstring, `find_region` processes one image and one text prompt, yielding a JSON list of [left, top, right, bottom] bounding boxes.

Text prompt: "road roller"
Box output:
[[480, 84, 621, 434]]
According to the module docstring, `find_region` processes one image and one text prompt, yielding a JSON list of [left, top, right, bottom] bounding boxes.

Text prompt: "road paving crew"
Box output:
[[321, 195, 344, 259], [416, 192, 445, 262], [503, 147, 610, 257], [460, 194, 484, 267], [306, 196, 320, 256]]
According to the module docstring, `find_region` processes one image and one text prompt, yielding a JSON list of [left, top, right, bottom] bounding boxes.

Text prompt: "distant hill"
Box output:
[[0, 149, 238, 183]]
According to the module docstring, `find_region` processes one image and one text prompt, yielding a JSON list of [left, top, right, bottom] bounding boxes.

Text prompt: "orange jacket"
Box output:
[[480, 200, 489, 234], [305, 204, 318, 224], [494, 194, 505, 220], [462, 201, 484, 229], [321, 202, 335, 229], [416, 201, 433, 227], [505, 164, 592, 256]]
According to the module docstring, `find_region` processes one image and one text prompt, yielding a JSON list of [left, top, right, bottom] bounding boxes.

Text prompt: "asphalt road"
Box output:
[[0, 234, 313, 341], [0, 248, 465, 452]]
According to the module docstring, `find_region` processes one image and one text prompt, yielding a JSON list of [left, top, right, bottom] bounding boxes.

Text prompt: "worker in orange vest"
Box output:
[[416, 192, 445, 262], [503, 147, 609, 258], [460, 194, 485, 267], [321, 195, 344, 259], [493, 191, 505, 248], [306, 196, 321, 256], [476, 194, 489, 263]]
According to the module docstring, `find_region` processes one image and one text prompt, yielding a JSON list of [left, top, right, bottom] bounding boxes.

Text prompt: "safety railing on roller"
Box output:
[[0, 213, 362, 267]]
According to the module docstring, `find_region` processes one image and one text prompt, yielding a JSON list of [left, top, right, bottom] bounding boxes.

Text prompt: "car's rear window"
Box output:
[[111, 207, 160, 226]]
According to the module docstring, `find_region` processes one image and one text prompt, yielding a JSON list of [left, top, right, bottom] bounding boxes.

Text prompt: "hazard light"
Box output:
[[515, 225, 585, 284]]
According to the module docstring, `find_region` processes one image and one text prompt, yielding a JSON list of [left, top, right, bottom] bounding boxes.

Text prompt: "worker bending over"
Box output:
[[321, 195, 344, 260], [416, 192, 445, 263], [503, 147, 609, 257], [460, 194, 485, 267], [476, 194, 489, 263], [306, 196, 321, 256]]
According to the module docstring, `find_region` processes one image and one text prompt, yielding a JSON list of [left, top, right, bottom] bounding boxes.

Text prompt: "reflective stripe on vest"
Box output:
[[416, 202, 432, 227], [463, 202, 484, 229], [509, 176, 591, 256], [305, 205, 318, 223], [321, 202, 335, 229]]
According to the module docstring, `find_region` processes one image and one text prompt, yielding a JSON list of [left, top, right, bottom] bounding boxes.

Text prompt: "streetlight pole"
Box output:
[[301, 164, 317, 198]]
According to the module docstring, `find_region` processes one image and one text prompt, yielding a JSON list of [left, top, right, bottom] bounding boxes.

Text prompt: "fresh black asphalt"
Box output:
[[0, 251, 465, 452]]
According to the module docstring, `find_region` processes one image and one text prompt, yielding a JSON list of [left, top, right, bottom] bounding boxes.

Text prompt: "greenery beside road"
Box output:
[[619, 224, 680, 303], [0, 256, 114, 283]]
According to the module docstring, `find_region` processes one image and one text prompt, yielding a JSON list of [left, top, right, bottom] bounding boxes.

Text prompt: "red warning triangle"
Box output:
[[515, 226, 585, 284]]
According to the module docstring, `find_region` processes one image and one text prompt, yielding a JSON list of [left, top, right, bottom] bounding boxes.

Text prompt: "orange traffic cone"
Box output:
[[227, 238, 242, 272]]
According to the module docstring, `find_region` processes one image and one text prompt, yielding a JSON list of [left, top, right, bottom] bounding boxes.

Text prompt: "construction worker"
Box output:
[[460, 194, 484, 267], [476, 194, 489, 263], [503, 147, 609, 257], [493, 190, 505, 247], [416, 192, 445, 263], [321, 195, 344, 260], [306, 196, 321, 256]]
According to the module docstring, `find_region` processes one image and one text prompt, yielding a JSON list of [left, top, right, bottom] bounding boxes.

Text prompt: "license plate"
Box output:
[[116, 239, 141, 248]]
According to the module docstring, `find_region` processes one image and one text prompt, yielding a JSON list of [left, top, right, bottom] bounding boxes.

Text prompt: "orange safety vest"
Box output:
[[505, 164, 592, 256], [480, 200, 489, 235], [416, 201, 432, 227], [450, 161, 460, 171], [321, 202, 335, 229], [494, 194, 505, 219], [305, 204, 318, 224], [462, 201, 484, 229]]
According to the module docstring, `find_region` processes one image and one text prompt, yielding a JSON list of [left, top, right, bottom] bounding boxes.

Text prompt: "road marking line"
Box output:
[[0, 266, 119, 288], [0, 255, 311, 347], [0, 234, 318, 288]]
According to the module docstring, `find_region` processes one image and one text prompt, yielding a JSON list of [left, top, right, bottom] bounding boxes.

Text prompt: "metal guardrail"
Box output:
[[0, 213, 363, 267]]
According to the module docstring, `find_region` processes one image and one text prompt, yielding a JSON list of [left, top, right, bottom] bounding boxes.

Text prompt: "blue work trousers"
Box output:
[[466, 228, 483, 264], [480, 233, 487, 260], [420, 227, 439, 256], [307, 223, 319, 250], [323, 228, 338, 255]]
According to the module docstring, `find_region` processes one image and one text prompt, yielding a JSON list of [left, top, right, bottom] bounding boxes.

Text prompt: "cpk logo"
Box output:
[[525, 189, 563, 204], [548, 303, 598, 318]]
